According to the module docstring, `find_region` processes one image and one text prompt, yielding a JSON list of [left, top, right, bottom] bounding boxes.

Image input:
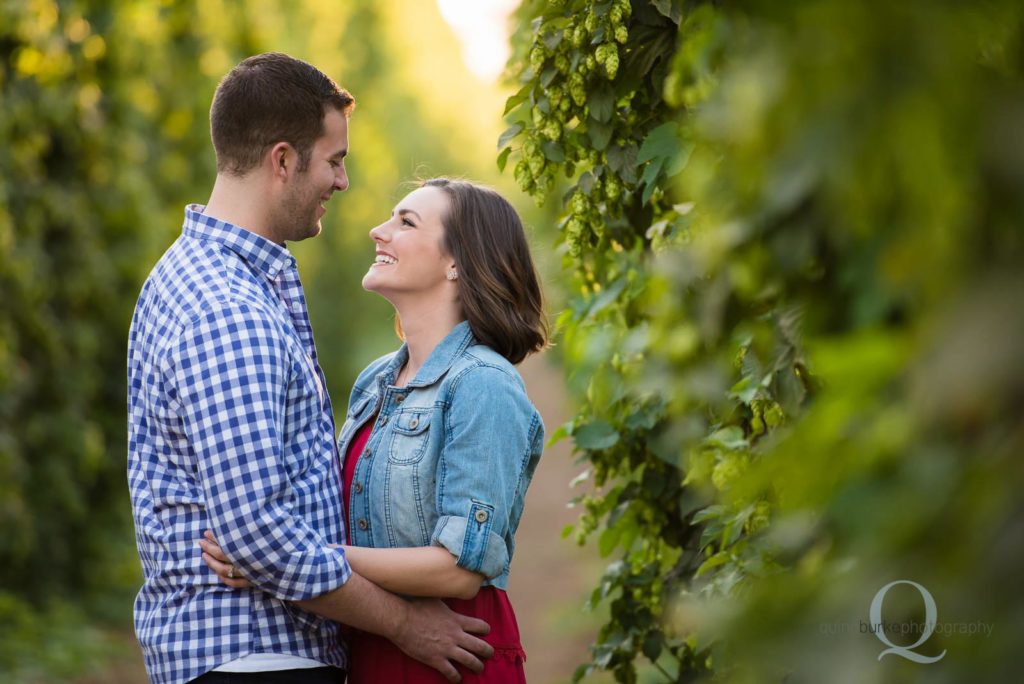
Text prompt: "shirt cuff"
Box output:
[[255, 545, 352, 602], [431, 501, 509, 579]]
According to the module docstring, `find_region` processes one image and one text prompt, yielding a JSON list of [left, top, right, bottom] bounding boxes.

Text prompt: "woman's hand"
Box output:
[[199, 530, 252, 589]]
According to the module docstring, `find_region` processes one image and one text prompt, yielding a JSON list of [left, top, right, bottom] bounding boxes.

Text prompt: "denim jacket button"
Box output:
[[354, 482, 363, 494], [357, 518, 368, 530], [410, 417, 419, 429], [396, 394, 405, 403], [380, 415, 389, 426], [474, 509, 489, 523]]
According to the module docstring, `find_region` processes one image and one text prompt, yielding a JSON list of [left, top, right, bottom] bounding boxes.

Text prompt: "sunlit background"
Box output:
[[8, 0, 1022, 682]]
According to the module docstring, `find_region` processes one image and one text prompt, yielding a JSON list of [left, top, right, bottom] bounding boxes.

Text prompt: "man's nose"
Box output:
[[335, 168, 349, 192]]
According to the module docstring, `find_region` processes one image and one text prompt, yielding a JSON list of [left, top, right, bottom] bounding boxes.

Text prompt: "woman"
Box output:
[[202, 178, 547, 682]]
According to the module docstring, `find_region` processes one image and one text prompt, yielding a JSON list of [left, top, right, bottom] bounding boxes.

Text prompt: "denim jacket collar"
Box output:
[[375, 320, 476, 391]]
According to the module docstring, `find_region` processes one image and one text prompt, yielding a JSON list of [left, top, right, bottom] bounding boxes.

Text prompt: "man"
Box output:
[[127, 53, 491, 684]]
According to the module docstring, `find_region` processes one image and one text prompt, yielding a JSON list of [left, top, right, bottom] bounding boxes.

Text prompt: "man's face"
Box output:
[[277, 108, 350, 243]]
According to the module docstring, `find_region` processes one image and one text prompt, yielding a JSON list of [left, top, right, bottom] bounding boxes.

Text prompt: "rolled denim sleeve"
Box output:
[[431, 365, 542, 579], [170, 303, 351, 600]]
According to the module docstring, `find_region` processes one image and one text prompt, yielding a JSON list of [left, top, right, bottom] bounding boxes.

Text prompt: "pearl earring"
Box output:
[[446, 269, 459, 281]]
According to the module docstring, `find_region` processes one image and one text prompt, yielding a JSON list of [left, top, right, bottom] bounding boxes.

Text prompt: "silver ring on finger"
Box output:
[[227, 565, 236, 579]]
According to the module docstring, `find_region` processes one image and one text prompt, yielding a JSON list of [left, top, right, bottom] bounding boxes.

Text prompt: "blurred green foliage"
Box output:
[[0, 1, 520, 680], [504, 0, 1023, 682]]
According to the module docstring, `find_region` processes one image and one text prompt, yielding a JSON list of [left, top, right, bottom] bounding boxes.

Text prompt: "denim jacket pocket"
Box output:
[[388, 410, 432, 464]]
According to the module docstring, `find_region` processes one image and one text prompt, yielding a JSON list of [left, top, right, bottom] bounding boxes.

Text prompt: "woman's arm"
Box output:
[[340, 545, 484, 600], [201, 532, 483, 600]]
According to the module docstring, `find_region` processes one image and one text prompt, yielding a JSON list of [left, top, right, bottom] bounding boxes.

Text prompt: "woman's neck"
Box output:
[[395, 303, 463, 383]]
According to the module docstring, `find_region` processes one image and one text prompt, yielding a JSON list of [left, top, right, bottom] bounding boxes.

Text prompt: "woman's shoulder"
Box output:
[[448, 344, 528, 394]]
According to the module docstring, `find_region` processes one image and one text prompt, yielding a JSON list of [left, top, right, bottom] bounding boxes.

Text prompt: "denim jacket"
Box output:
[[337, 321, 543, 590]]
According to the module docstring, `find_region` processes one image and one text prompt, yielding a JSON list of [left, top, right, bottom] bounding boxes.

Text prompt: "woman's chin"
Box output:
[[361, 277, 396, 303]]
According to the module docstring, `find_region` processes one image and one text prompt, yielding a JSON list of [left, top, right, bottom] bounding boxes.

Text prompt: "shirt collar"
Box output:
[[379, 320, 476, 389], [182, 204, 295, 280]]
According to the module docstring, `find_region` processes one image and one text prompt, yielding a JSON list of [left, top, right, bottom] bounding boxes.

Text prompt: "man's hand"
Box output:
[[391, 598, 493, 682]]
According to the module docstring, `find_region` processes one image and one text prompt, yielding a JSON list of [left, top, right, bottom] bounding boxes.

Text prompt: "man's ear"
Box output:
[[268, 142, 295, 180]]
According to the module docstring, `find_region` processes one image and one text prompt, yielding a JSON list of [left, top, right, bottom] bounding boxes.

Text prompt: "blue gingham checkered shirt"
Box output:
[[127, 205, 350, 684]]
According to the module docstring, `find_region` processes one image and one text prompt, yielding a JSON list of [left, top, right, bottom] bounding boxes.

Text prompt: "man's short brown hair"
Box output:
[[210, 53, 354, 176]]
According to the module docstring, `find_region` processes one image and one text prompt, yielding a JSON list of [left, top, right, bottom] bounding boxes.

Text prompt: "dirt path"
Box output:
[[510, 352, 605, 684]]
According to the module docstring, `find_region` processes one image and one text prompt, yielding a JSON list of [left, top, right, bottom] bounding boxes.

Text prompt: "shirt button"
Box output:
[[474, 509, 489, 523], [353, 482, 363, 494], [357, 518, 368, 531]]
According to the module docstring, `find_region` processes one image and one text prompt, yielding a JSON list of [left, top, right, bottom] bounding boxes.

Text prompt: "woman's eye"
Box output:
[[401, 218, 415, 227]]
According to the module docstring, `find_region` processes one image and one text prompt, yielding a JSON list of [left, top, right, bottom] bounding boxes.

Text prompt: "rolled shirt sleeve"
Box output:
[[169, 303, 350, 600], [430, 365, 542, 579]]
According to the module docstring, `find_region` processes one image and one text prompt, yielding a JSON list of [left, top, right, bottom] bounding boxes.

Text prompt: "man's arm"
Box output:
[[171, 304, 348, 599], [200, 533, 493, 681], [299, 573, 492, 681]]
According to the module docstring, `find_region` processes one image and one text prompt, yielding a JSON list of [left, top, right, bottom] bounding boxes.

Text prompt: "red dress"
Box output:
[[341, 420, 527, 683]]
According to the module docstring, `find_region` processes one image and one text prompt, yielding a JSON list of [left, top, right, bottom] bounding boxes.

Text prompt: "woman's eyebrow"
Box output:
[[396, 208, 423, 221]]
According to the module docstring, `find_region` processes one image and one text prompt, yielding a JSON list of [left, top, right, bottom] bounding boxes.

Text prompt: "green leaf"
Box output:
[[696, 550, 731, 577], [665, 140, 693, 176], [547, 422, 570, 446], [503, 85, 531, 115], [587, 119, 613, 151], [586, 277, 628, 317], [542, 29, 563, 50], [728, 376, 759, 404], [497, 122, 524, 150], [598, 525, 621, 557], [642, 631, 663, 661], [542, 140, 566, 162], [574, 420, 620, 450], [588, 85, 615, 123], [704, 426, 748, 450], [606, 143, 638, 176], [640, 157, 665, 204], [578, 171, 596, 194], [496, 146, 512, 172], [691, 504, 727, 525], [651, 0, 684, 24], [637, 122, 681, 164]]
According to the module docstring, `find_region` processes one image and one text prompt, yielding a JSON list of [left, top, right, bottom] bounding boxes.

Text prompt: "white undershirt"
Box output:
[[214, 653, 326, 672]]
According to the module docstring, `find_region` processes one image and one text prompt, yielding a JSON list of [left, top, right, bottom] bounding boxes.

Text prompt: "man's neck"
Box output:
[[204, 174, 278, 243]]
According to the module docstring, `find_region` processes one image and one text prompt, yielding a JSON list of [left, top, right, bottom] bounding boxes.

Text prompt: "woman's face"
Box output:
[[362, 185, 455, 303]]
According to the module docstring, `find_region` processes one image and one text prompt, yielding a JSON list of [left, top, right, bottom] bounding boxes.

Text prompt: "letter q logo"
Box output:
[[869, 580, 947, 664]]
